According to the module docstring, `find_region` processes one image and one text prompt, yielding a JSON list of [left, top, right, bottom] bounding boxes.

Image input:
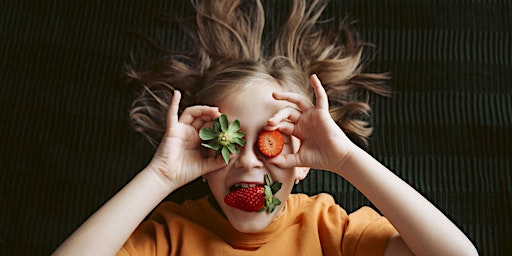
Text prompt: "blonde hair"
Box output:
[[126, 0, 390, 147]]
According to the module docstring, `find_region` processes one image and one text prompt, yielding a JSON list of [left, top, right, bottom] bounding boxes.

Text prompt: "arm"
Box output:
[[267, 75, 478, 256], [53, 91, 225, 255], [338, 145, 478, 256], [53, 168, 176, 255]]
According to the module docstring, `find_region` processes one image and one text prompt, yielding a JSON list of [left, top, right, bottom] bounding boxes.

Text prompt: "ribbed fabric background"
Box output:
[[0, 0, 510, 255]]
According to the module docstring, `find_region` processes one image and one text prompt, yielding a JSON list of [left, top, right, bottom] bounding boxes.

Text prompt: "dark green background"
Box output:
[[1, 0, 510, 255]]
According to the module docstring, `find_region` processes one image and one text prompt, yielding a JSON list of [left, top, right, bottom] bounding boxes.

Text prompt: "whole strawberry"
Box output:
[[199, 114, 246, 164], [224, 174, 282, 214], [224, 186, 265, 212]]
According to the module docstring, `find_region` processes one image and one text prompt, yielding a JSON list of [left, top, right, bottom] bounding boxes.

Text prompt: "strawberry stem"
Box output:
[[260, 174, 282, 214], [199, 114, 246, 164]]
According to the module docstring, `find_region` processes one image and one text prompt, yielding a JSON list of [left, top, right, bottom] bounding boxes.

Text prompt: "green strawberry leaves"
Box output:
[[199, 114, 246, 164], [258, 174, 282, 214]]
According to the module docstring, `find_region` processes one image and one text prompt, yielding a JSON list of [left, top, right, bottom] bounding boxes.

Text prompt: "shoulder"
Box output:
[[119, 197, 225, 255], [288, 192, 339, 206], [288, 193, 390, 224], [288, 193, 345, 212], [342, 207, 397, 255], [150, 196, 219, 223], [288, 193, 396, 255], [287, 193, 349, 225]]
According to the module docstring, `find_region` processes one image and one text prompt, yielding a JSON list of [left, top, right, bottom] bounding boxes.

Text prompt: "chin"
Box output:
[[230, 219, 270, 233]]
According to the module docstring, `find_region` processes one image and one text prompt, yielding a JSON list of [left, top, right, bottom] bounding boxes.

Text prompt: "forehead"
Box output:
[[215, 80, 291, 131]]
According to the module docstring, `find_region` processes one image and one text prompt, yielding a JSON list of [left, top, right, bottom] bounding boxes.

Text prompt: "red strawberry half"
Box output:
[[224, 186, 265, 212], [257, 130, 284, 158]]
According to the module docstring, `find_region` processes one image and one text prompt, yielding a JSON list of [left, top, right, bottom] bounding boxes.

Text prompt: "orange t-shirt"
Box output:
[[118, 193, 396, 255]]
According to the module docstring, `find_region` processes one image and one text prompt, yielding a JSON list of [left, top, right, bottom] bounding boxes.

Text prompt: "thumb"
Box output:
[[268, 153, 303, 169], [201, 156, 227, 174]]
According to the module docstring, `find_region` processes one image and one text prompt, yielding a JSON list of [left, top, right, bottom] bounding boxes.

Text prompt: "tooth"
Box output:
[[233, 183, 260, 189]]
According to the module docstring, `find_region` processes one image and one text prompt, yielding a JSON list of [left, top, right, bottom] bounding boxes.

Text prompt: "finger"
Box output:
[[179, 106, 221, 128], [189, 109, 220, 130], [190, 118, 209, 131], [310, 74, 329, 111], [201, 156, 227, 174], [266, 121, 295, 136], [268, 153, 303, 169], [166, 90, 181, 129], [272, 91, 314, 111], [267, 106, 301, 126]]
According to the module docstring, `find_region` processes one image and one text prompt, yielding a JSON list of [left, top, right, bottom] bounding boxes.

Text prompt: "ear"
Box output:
[[295, 166, 310, 181], [291, 135, 301, 153]]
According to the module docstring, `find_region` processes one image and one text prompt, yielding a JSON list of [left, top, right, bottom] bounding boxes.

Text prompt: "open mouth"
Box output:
[[229, 183, 261, 192]]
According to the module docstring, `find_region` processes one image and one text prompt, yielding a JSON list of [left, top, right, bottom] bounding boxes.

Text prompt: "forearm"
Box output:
[[53, 168, 176, 256], [335, 146, 478, 256]]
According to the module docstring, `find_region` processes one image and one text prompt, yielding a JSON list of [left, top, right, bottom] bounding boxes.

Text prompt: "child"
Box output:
[[54, 0, 478, 255]]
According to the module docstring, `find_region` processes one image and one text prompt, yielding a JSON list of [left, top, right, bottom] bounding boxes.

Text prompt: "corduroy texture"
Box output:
[[0, 0, 510, 255]]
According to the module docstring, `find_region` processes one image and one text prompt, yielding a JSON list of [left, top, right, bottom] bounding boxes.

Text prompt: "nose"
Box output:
[[235, 144, 264, 170]]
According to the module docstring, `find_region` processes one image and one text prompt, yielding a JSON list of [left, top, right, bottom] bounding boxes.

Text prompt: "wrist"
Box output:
[[141, 165, 179, 194], [330, 143, 366, 178]]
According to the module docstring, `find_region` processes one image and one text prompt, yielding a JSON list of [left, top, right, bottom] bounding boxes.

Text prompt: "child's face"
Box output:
[[203, 78, 308, 233]]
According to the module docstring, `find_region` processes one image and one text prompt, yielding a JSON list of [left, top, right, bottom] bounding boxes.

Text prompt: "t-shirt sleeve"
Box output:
[[342, 206, 397, 256], [116, 204, 176, 256], [117, 246, 131, 256], [116, 219, 167, 256]]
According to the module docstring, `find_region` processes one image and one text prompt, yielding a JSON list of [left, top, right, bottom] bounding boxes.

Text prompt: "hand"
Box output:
[[265, 75, 357, 172], [146, 91, 226, 189]]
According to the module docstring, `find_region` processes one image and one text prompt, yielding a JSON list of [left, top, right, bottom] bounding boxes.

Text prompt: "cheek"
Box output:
[[204, 172, 228, 202], [203, 167, 228, 186]]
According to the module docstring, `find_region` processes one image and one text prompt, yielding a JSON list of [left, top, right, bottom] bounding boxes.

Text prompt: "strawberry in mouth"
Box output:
[[224, 174, 282, 214], [224, 185, 265, 212]]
